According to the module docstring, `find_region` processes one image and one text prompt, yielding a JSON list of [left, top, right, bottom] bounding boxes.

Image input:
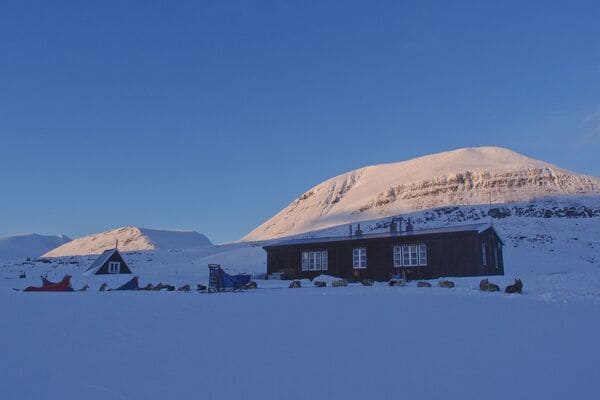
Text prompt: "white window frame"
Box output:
[[404, 245, 418, 267], [321, 251, 328, 271], [301, 250, 328, 271], [309, 252, 317, 271], [418, 244, 427, 266], [108, 261, 121, 274], [393, 244, 427, 267], [353, 248, 367, 269], [302, 252, 310, 271], [393, 245, 402, 267]]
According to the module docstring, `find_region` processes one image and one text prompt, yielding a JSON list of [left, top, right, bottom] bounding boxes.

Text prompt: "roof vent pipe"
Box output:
[[355, 224, 363, 236], [405, 217, 413, 232], [389, 218, 397, 234], [397, 217, 404, 233], [349, 224, 353, 237]]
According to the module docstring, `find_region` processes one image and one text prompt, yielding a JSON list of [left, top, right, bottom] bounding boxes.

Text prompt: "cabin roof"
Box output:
[[84, 248, 119, 275], [263, 223, 494, 248]]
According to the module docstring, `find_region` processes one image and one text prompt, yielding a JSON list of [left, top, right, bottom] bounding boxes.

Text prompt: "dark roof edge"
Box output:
[[263, 223, 493, 248]]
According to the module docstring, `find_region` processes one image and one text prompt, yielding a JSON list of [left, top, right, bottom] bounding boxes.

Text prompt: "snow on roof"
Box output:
[[83, 248, 118, 275], [264, 223, 493, 248]]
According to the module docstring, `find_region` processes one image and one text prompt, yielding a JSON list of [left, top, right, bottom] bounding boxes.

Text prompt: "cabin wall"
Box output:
[[478, 228, 504, 276], [265, 231, 504, 281], [95, 252, 132, 275]]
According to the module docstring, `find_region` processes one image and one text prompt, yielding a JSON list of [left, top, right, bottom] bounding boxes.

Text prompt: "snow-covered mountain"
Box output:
[[244, 147, 600, 240], [44, 227, 213, 257], [0, 233, 71, 261]]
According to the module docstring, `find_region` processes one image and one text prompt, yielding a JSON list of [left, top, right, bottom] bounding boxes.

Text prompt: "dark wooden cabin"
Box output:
[[84, 248, 132, 276], [263, 223, 504, 281]]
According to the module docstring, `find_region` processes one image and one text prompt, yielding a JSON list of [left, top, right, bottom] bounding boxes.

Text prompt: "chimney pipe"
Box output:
[[390, 218, 397, 234], [349, 224, 353, 237], [406, 217, 413, 232], [355, 224, 363, 236]]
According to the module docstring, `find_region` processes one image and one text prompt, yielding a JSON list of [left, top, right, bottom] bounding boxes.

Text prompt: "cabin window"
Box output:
[[108, 261, 121, 274], [301, 251, 328, 271], [353, 248, 367, 269], [482, 243, 487, 266], [393, 244, 427, 267], [393, 246, 402, 267], [418, 244, 427, 266], [403, 245, 418, 266]]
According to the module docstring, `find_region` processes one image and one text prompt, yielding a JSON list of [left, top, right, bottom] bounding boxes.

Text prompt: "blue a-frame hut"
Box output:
[[84, 248, 132, 276]]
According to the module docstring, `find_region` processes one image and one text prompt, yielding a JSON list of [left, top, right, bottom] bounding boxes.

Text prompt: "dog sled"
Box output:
[[208, 264, 253, 292], [23, 275, 74, 292], [111, 276, 140, 291]]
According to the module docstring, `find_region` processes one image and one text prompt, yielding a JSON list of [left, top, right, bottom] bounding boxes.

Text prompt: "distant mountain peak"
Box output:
[[43, 226, 213, 257], [244, 146, 600, 241]]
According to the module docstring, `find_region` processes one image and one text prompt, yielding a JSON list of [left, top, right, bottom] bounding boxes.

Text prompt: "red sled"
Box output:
[[24, 275, 74, 292]]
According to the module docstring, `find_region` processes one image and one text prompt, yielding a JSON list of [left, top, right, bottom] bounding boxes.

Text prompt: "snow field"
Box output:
[[1, 286, 598, 400]]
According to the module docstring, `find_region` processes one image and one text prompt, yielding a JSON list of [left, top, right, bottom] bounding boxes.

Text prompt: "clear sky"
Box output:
[[1, 0, 599, 243]]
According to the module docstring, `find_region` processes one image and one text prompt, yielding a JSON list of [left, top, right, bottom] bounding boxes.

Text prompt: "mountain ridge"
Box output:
[[243, 146, 600, 241], [0, 233, 72, 260], [43, 226, 213, 257]]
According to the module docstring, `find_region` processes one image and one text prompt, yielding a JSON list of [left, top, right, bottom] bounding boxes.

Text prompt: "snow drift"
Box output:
[[244, 146, 600, 240]]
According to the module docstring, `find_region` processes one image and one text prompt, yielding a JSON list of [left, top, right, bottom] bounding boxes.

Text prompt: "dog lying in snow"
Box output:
[[177, 284, 191, 292], [438, 280, 455, 288], [479, 278, 500, 292], [505, 278, 523, 294], [152, 283, 175, 291], [138, 283, 153, 291]]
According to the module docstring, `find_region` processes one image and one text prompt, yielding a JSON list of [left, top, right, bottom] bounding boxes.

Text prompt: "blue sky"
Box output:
[[1, 1, 599, 242]]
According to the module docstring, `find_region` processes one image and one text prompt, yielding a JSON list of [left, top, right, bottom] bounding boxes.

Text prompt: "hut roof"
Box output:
[[83, 248, 119, 275]]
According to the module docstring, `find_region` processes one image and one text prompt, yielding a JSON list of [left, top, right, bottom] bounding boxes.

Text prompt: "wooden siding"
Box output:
[[265, 229, 504, 281]]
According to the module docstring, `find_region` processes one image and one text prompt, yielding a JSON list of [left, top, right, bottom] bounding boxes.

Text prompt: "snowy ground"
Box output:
[[1, 283, 598, 400]]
